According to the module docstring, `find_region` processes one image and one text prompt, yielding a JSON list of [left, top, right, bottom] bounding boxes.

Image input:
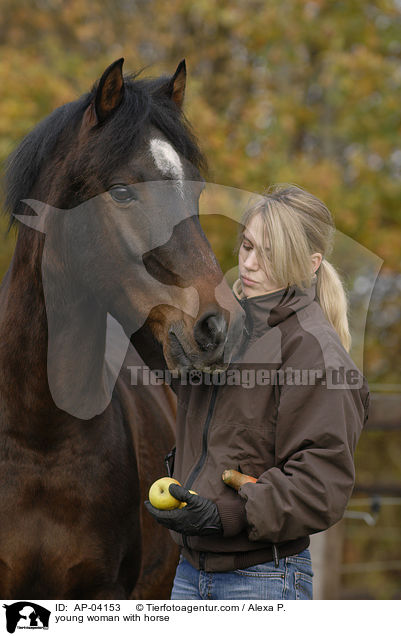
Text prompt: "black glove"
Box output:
[[144, 483, 223, 536]]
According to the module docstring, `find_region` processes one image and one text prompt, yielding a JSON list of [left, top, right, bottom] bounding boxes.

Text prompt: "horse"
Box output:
[[0, 58, 244, 599]]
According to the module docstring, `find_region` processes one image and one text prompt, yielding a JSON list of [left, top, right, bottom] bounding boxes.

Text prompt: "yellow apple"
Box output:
[[148, 477, 182, 510]]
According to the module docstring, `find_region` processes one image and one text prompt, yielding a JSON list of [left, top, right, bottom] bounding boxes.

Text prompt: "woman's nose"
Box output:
[[244, 251, 259, 270]]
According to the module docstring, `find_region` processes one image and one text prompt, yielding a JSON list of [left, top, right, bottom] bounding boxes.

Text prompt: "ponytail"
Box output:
[[316, 259, 351, 351]]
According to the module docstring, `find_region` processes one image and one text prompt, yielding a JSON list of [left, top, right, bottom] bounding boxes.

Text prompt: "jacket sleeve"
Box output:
[[238, 367, 370, 543]]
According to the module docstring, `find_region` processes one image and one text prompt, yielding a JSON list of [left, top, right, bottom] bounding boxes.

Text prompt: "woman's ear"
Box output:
[[311, 252, 323, 273]]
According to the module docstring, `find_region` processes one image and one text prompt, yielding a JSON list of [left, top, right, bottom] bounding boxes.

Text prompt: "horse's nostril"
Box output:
[[194, 310, 227, 352], [206, 314, 225, 340]]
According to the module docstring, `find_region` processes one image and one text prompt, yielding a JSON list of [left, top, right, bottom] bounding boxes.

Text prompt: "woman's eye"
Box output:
[[109, 185, 137, 203], [242, 242, 252, 251]]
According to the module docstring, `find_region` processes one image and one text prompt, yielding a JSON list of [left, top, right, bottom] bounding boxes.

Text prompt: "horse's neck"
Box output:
[[0, 232, 112, 423]]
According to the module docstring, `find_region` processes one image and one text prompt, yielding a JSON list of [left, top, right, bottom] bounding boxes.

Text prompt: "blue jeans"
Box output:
[[171, 548, 313, 600]]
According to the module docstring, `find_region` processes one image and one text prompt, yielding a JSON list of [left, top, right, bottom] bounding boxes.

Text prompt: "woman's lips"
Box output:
[[241, 275, 258, 286]]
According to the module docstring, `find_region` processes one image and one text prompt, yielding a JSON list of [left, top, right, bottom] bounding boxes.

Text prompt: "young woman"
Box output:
[[145, 184, 370, 600]]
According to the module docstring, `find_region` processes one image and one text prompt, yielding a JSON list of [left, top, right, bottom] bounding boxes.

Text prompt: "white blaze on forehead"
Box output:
[[150, 138, 184, 183]]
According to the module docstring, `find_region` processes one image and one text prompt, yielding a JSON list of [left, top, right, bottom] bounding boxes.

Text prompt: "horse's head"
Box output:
[[7, 59, 244, 374]]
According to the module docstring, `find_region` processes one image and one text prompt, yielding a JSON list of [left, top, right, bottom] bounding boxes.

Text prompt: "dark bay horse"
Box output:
[[0, 59, 244, 598]]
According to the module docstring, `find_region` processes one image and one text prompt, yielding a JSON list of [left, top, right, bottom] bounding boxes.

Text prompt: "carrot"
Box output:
[[222, 469, 257, 491]]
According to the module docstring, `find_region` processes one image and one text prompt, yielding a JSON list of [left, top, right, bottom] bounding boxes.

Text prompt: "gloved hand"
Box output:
[[144, 483, 223, 536]]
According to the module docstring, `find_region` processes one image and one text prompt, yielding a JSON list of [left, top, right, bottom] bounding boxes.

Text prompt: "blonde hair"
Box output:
[[238, 184, 351, 351]]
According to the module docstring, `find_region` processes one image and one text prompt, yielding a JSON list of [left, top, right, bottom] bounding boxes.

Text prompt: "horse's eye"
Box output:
[[109, 185, 137, 203]]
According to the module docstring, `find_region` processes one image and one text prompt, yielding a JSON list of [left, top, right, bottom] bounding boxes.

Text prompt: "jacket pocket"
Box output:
[[238, 462, 260, 481], [237, 423, 276, 478], [216, 421, 275, 480]]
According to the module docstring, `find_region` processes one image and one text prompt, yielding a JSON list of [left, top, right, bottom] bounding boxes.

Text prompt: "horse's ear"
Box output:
[[94, 58, 125, 123], [169, 59, 186, 109], [155, 60, 186, 109], [81, 58, 124, 131]]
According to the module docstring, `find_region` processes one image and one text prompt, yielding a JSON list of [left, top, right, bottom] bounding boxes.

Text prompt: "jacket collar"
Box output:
[[232, 278, 318, 341]]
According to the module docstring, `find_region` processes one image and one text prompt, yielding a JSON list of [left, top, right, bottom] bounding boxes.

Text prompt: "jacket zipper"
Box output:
[[240, 296, 250, 336], [181, 383, 219, 557], [233, 297, 250, 361], [184, 383, 219, 490]]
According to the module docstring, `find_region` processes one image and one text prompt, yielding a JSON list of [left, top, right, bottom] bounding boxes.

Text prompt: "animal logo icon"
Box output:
[[3, 602, 51, 633]]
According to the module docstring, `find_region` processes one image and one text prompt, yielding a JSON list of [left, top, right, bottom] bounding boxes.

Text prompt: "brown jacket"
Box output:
[[169, 279, 370, 572]]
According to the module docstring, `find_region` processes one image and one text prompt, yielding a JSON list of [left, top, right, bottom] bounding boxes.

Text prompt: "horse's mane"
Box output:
[[4, 71, 207, 228]]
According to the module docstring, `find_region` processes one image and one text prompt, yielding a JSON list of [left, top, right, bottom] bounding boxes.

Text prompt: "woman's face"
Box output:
[[238, 213, 283, 298]]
